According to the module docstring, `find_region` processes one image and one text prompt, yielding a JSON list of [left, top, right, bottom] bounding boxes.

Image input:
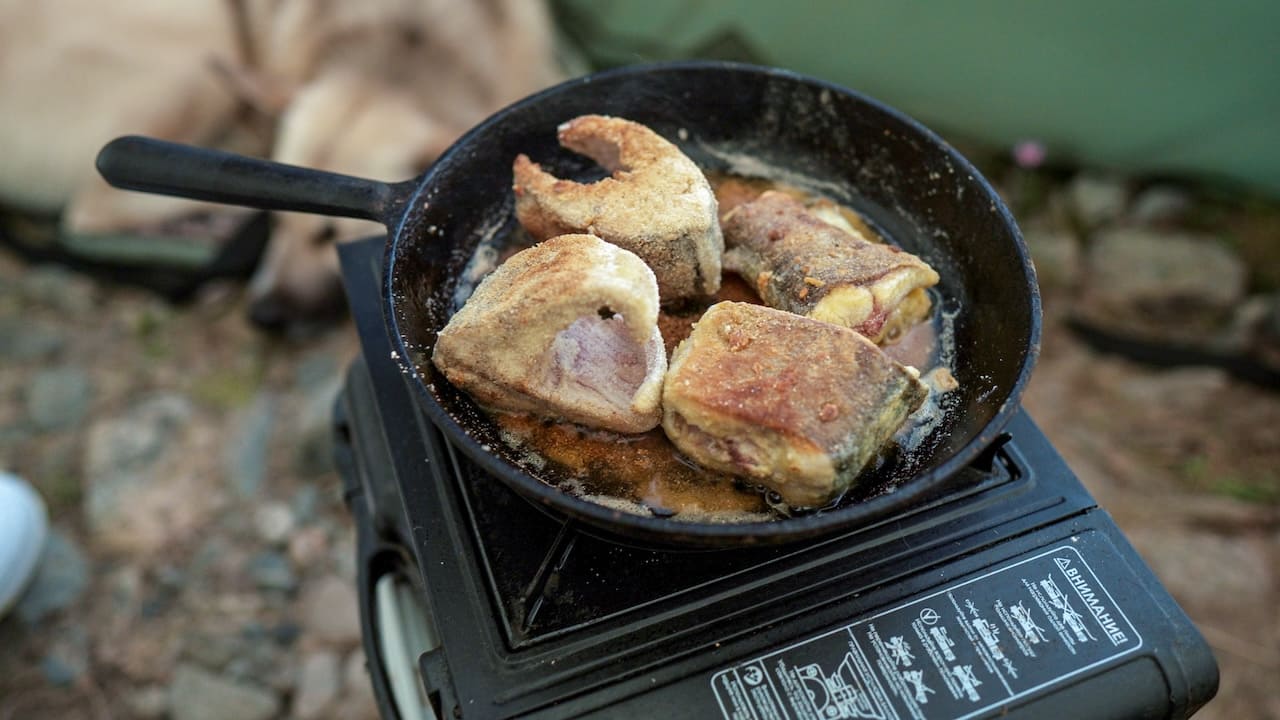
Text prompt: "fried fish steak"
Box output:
[[713, 175, 886, 243], [433, 234, 667, 433], [512, 114, 723, 302], [662, 301, 927, 507], [722, 191, 940, 344]]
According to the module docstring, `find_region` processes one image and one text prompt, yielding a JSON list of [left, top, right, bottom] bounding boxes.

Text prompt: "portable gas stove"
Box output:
[[333, 237, 1218, 719]]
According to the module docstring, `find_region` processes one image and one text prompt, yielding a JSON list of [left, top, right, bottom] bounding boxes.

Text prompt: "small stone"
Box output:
[[254, 502, 295, 546], [20, 265, 96, 314], [224, 394, 275, 500], [41, 624, 90, 686], [140, 595, 172, 619], [84, 394, 209, 552], [246, 551, 297, 592], [343, 650, 372, 695], [293, 651, 341, 719], [330, 529, 358, 583], [0, 318, 65, 361], [330, 694, 381, 720], [301, 575, 362, 646], [104, 622, 181, 683], [169, 663, 281, 720], [183, 632, 241, 671], [1076, 229, 1246, 342], [271, 621, 302, 646], [85, 394, 191, 480], [1023, 226, 1080, 290], [126, 685, 169, 719], [223, 637, 291, 691], [265, 650, 299, 694], [295, 374, 344, 477], [223, 658, 255, 685], [27, 365, 92, 431], [188, 535, 234, 590], [240, 621, 267, 642], [291, 485, 320, 524], [288, 526, 330, 566], [339, 650, 380, 719], [16, 530, 89, 624], [1068, 173, 1127, 226], [108, 565, 143, 614], [41, 654, 79, 686], [1130, 184, 1191, 224], [156, 563, 187, 590]]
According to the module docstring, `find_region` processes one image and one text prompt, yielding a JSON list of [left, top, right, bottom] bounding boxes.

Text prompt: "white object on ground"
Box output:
[[0, 470, 49, 617]]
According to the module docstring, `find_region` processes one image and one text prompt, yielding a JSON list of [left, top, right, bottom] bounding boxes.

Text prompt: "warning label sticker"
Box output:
[[711, 545, 1141, 720]]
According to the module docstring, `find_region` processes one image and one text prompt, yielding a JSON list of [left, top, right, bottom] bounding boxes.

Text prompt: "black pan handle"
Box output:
[[96, 135, 415, 224]]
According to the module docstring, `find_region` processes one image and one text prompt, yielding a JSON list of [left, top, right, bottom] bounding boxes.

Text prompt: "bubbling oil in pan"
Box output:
[[453, 174, 960, 523]]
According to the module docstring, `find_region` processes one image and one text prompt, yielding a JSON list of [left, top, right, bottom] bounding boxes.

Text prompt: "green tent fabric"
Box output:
[[553, 1, 1280, 197]]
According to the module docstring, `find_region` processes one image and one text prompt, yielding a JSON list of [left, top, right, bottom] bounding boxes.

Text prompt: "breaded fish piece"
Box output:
[[662, 301, 927, 507], [722, 191, 940, 344], [713, 175, 886, 243], [512, 115, 723, 302], [433, 234, 667, 433]]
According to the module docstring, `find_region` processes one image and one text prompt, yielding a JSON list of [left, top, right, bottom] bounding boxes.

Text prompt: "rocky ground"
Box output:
[[0, 261, 371, 719], [0, 167, 1277, 719]]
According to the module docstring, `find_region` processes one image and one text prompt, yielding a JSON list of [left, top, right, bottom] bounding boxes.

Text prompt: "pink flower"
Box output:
[[1012, 140, 1047, 169]]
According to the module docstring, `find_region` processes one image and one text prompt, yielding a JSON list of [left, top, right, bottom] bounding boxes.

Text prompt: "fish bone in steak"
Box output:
[[433, 234, 667, 433]]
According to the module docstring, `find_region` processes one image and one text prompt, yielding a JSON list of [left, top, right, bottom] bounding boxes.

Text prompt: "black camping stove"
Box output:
[[332, 238, 1217, 720]]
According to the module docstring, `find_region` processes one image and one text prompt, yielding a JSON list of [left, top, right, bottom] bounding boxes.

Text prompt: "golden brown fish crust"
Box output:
[[712, 175, 886, 243], [512, 115, 723, 302], [433, 234, 667, 433], [662, 301, 927, 507], [721, 191, 939, 343]]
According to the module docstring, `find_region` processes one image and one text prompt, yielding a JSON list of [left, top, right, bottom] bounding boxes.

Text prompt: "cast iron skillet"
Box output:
[[96, 61, 1041, 547]]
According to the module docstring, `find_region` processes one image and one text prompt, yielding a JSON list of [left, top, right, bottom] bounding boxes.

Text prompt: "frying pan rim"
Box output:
[[382, 59, 1043, 545]]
